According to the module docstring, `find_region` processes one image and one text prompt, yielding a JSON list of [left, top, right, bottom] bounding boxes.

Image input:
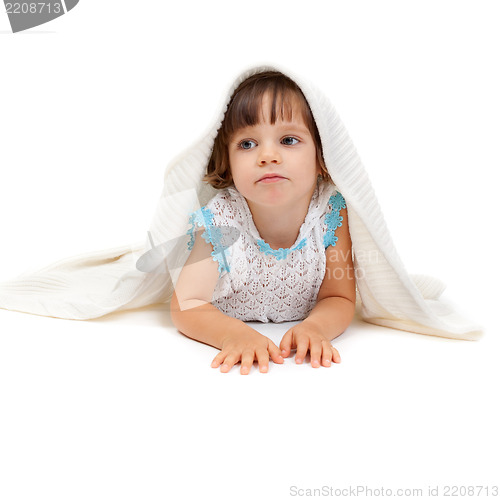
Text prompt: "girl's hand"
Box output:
[[211, 330, 284, 374], [279, 321, 341, 367]]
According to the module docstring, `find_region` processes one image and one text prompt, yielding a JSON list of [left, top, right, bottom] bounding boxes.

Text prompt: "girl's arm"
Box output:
[[280, 206, 356, 366], [170, 232, 283, 373], [304, 206, 356, 338]]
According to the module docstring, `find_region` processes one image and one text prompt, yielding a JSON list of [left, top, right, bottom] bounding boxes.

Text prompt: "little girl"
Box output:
[[170, 71, 357, 374], [0, 63, 482, 353]]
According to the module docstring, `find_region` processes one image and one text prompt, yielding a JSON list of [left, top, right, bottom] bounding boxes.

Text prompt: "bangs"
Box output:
[[221, 79, 312, 142]]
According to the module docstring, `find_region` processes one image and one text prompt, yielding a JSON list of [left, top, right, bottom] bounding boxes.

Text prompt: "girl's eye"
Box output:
[[282, 136, 299, 146], [237, 139, 257, 150], [236, 136, 299, 150]]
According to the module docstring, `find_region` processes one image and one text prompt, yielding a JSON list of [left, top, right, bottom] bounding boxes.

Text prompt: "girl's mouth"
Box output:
[[258, 175, 286, 183]]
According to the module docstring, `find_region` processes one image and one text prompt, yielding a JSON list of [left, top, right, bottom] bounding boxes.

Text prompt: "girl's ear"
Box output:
[[316, 160, 322, 177]]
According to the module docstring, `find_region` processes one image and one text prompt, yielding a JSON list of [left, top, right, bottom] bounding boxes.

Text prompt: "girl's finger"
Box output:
[[310, 340, 322, 368], [295, 337, 309, 364], [332, 347, 341, 364], [255, 348, 270, 373], [240, 350, 255, 375], [220, 352, 240, 373], [321, 340, 333, 367], [211, 351, 227, 368], [279, 330, 293, 358], [268, 341, 285, 364]]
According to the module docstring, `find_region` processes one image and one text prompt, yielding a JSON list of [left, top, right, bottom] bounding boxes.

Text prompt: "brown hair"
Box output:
[[203, 70, 332, 189]]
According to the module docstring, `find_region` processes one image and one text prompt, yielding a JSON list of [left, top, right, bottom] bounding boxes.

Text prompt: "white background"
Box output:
[[0, 1, 498, 499]]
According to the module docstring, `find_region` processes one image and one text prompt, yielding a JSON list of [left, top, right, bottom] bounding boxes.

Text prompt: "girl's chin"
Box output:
[[246, 190, 293, 207]]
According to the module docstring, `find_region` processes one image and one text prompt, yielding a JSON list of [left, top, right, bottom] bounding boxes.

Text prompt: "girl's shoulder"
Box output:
[[201, 186, 246, 224], [324, 184, 346, 212], [316, 181, 344, 205], [186, 187, 246, 257], [204, 185, 239, 206], [304, 181, 345, 225], [321, 183, 347, 249]]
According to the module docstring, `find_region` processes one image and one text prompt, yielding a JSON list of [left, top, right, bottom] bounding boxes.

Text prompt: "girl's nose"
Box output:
[[258, 145, 282, 165]]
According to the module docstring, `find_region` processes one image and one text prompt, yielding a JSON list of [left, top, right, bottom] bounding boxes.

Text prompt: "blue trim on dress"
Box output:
[[324, 191, 346, 248], [187, 206, 230, 274], [256, 237, 307, 261]]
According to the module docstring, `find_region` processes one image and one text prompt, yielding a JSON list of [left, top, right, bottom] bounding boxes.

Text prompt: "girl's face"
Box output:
[[228, 92, 320, 211]]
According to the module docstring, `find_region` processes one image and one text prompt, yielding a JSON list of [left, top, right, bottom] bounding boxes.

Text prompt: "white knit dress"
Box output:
[[186, 181, 346, 322]]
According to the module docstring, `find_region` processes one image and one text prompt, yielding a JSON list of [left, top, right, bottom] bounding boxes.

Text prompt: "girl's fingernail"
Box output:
[[281, 350, 287, 356], [325, 360, 331, 366]]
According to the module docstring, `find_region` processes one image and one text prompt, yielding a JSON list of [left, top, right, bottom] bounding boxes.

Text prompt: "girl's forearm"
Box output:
[[303, 296, 355, 341], [170, 292, 256, 349]]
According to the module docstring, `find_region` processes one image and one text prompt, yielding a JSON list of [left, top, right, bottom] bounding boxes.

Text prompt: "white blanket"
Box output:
[[0, 62, 483, 340]]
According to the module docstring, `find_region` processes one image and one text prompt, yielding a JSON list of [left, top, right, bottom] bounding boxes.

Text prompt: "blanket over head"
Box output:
[[0, 62, 483, 340]]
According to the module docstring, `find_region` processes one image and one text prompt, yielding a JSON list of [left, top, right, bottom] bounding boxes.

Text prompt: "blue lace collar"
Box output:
[[255, 237, 308, 261]]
